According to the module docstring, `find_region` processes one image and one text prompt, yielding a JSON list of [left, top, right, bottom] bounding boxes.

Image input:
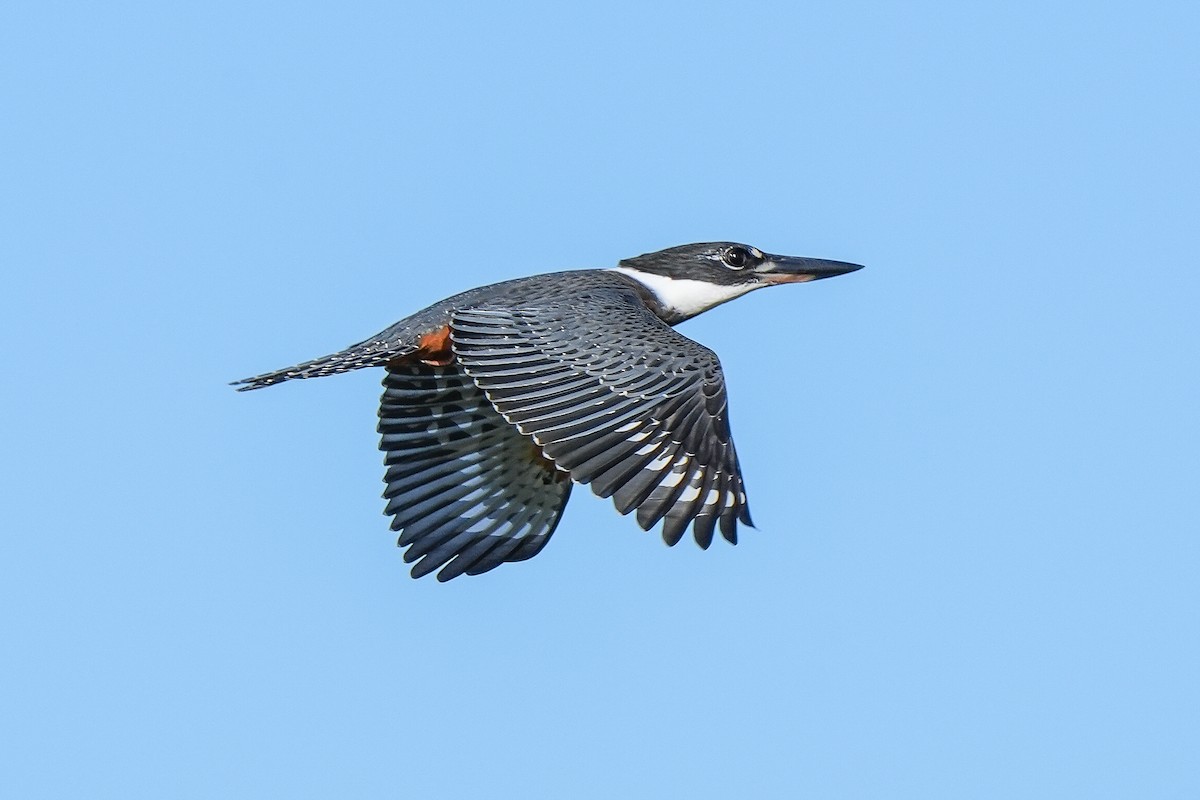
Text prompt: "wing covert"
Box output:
[[450, 288, 752, 548]]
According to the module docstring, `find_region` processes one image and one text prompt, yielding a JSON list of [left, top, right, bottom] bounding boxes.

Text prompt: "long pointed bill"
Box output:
[[758, 254, 865, 284]]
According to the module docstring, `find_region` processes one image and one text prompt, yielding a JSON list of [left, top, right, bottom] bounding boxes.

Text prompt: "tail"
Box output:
[[231, 340, 416, 391]]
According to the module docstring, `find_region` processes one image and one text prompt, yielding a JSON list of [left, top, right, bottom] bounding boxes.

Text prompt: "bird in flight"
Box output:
[[233, 242, 862, 581]]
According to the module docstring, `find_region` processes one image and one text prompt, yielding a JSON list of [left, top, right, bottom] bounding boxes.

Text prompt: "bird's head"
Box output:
[[613, 242, 863, 323]]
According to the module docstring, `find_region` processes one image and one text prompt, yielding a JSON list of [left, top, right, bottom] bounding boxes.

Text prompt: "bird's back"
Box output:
[[232, 270, 650, 391]]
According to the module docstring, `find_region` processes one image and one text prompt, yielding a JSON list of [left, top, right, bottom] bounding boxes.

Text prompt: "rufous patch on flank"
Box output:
[[393, 324, 455, 367], [529, 441, 569, 481]]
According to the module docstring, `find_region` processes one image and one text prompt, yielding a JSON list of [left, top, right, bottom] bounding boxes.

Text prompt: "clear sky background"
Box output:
[[2, 2, 1198, 798]]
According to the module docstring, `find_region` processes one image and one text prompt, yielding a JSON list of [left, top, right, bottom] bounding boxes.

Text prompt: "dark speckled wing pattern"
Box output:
[[378, 364, 572, 581], [450, 286, 752, 550]]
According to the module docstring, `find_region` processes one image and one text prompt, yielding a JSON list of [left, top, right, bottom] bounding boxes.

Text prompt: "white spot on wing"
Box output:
[[646, 451, 674, 472], [659, 470, 687, 488]]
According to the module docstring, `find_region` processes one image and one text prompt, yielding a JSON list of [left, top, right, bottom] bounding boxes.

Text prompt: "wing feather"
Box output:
[[450, 292, 752, 549], [378, 364, 571, 581]]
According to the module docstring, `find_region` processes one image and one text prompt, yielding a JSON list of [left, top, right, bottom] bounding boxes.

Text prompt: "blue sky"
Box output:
[[2, 1, 1198, 797]]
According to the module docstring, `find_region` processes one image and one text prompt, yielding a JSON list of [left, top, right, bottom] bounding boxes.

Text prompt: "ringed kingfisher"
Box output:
[[233, 242, 862, 581]]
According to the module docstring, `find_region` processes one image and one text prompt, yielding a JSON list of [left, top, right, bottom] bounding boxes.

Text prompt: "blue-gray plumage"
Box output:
[[233, 242, 862, 580]]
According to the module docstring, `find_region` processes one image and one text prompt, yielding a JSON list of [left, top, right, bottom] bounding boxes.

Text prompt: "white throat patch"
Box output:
[[612, 267, 763, 321]]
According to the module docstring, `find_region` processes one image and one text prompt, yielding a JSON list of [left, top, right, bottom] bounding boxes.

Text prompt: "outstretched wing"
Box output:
[[378, 363, 572, 581], [450, 287, 752, 549]]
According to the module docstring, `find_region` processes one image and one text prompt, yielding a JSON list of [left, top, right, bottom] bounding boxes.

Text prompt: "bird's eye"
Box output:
[[723, 247, 750, 269]]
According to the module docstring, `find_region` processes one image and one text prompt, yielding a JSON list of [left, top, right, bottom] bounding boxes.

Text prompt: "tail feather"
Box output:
[[231, 341, 416, 391]]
